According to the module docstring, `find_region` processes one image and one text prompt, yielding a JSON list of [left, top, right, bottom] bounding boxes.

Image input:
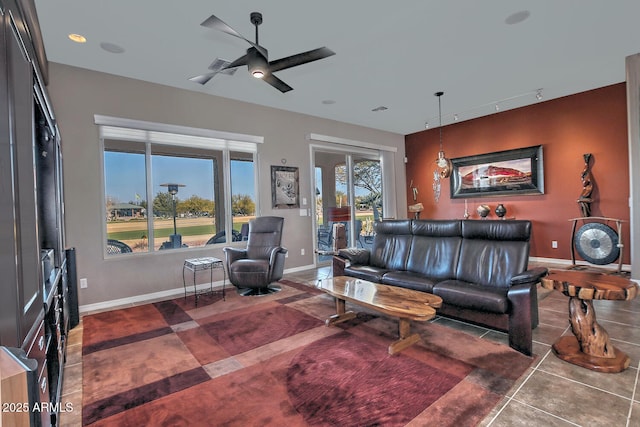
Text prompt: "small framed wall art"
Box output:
[[271, 165, 299, 208]]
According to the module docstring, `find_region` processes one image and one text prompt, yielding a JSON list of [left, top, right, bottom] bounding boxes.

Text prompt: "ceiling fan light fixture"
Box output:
[[247, 45, 268, 79]]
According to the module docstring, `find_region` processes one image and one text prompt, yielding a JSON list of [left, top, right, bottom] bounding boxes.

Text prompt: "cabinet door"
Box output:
[[0, 7, 21, 347], [8, 11, 41, 344]]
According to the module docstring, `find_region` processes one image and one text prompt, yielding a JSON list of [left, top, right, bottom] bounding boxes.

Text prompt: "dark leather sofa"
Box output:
[[332, 219, 547, 355]]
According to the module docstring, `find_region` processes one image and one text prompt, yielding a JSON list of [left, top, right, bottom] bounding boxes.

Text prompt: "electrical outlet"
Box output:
[[551, 241, 558, 249], [80, 278, 88, 288], [301, 248, 305, 255]]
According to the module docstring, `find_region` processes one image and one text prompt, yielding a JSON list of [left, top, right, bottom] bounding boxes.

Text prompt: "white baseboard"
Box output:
[[79, 263, 319, 314], [283, 264, 318, 274], [529, 256, 631, 272], [79, 279, 227, 314]]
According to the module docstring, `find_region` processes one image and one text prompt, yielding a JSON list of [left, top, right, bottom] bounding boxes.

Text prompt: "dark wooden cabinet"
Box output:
[[0, 1, 69, 426], [0, 2, 21, 349], [8, 2, 42, 343]]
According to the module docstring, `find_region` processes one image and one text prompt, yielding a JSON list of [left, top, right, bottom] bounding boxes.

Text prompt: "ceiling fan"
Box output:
[[190, 12, 335, 93]]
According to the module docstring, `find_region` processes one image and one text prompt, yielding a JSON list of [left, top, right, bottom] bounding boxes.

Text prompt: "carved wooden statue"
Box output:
[[577, 153, 593, 217]]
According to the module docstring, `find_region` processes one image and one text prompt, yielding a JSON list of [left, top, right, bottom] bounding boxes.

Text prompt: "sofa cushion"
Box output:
[[343, 265, 390, 283], [461, 219, 531, 241], [381, 271, 437, 293], [411, 219, 462, 237], [456, 220, 530, 289], [432, 280, 509, 314], [405, 220, 462, 279], [370, 220, 412, 270], [407, 237, 461, 279]]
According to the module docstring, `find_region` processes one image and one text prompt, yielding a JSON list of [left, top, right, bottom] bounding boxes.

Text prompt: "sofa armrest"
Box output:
[[337, 248, 370, 265], [507, 282, 539, 356], [333, 255, 348, 277], [510, 267, 548, 286]]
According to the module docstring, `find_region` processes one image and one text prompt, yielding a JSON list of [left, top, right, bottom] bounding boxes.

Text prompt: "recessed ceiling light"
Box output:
[[505, 10, 530, 25], [372, 106, 388, 112], [322, 99, 336, 105], [68, 33, 86, 43], [100, 42, 125, 54]]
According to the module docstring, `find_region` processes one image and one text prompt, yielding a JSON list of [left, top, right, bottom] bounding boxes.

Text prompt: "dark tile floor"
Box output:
[[59, 264, 640, 426]]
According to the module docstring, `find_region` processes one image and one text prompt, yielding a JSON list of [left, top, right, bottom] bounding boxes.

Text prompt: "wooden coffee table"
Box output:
[[541, 270, 638, 373], [316, 276, 442, 355]]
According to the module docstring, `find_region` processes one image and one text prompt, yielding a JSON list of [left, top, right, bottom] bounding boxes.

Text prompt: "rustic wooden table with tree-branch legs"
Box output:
[[541, 270, 638, 373]]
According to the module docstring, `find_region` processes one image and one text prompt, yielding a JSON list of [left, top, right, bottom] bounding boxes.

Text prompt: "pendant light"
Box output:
[[434, 91, 452, 178]]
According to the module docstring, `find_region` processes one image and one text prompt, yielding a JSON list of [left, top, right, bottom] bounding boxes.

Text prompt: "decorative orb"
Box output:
[[495, 203, 507, 218], [477, 204, 490, 218]]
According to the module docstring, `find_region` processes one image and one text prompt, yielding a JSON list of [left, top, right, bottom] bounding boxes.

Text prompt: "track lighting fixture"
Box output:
[[442, 88, 545, 125]]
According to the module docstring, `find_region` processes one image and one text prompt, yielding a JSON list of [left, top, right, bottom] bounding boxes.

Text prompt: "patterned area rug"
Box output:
[[82, 279, 534, 426]]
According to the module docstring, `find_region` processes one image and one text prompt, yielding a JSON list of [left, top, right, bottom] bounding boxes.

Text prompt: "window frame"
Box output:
[[96, 115, 262, 257]]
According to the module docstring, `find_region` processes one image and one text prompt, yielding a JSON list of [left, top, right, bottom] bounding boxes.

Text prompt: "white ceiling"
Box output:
[[34, 1, 640, 135]]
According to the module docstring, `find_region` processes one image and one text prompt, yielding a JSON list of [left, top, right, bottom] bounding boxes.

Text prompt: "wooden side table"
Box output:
[[541, 270, 638, 373], [182, 257, 225, 306]]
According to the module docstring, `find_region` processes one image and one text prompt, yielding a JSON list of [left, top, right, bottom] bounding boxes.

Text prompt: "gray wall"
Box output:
[[46, 63, 406, 308]]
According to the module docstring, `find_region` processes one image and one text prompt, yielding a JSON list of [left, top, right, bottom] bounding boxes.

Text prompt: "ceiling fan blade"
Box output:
[[268, 47, 335, 73], [200, 14, 268, 58], [200, 14, 247, 40], [223, 53, 248, 70], [262, 74, 293, 93], [189, 72, 218, 85]]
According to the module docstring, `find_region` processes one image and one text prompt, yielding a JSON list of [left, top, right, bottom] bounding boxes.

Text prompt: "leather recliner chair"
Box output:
[[223, 216, 287, 296]]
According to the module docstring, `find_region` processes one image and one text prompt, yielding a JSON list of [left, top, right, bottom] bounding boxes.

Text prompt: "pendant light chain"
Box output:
[[437, 91, 443, 152]]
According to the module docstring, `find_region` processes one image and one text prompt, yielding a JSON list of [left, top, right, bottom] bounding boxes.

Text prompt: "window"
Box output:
[[230, 152, 256, 240], [99, 118, 259, 255]]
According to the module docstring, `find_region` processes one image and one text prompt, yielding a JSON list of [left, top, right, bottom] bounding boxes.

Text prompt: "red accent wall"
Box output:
[[405, 83, 630, 263]]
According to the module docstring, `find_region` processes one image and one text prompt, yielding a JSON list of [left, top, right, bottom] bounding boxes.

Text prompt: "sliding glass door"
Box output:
[[351, 154, 382, 247], [313, 148, 382, 264]]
